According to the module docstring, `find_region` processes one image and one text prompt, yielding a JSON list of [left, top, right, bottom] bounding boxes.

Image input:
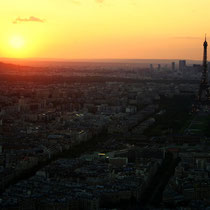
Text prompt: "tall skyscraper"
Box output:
[[172, 62, 175, 71], [150, 64, 154, 71], [158, 64, 161, 71], [198, 36, 210, 103], [179, 60, 186, 71]]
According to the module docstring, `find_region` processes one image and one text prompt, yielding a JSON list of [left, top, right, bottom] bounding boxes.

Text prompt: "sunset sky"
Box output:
[[0, 0, 209, 60]]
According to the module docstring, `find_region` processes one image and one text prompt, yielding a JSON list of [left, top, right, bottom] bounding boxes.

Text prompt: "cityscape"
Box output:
[[1, 0, 210, 209], [0, 39, 210, 209]]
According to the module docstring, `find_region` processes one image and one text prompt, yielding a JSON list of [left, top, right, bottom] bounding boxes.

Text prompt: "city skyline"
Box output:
[[0, 0, 210, 60]]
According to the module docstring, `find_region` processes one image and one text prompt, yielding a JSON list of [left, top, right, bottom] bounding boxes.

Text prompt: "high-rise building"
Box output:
[[179, 60, 186, 71], [158, 64, 161, 71], [150, 64, 154, 71], [172, 62, 175, 71]]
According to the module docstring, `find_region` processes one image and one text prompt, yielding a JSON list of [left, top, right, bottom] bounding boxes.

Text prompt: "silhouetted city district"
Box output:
[[1, 40, 210, 210]]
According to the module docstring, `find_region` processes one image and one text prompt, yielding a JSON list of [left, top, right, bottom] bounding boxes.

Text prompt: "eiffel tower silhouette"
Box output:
[[198, 35, 210, 104]]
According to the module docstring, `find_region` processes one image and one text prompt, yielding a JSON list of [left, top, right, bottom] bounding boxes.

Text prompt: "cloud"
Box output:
[[13, 16, 45, 24]]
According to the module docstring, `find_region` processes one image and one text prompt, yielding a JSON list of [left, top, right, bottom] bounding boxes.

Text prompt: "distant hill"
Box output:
[[0, 61, 37, 74]]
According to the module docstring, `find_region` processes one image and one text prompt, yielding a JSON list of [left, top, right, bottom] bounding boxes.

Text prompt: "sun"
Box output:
[[9, 35, 25, 49]]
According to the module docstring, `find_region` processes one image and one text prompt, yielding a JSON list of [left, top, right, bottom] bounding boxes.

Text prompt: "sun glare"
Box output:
[[10, 35, 25, 49]]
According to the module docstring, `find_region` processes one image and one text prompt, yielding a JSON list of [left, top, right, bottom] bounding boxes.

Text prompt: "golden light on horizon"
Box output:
[[0, 0, 209, 60]]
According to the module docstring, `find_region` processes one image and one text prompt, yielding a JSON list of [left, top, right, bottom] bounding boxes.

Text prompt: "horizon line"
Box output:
[[0, 57, 203, 62]]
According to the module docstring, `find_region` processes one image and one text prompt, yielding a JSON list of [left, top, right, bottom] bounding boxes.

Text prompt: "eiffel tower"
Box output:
[[198, 36, 210, 104]]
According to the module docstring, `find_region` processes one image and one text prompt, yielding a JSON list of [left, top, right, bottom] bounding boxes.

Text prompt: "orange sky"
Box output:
[[0, 0, 209, 60]]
